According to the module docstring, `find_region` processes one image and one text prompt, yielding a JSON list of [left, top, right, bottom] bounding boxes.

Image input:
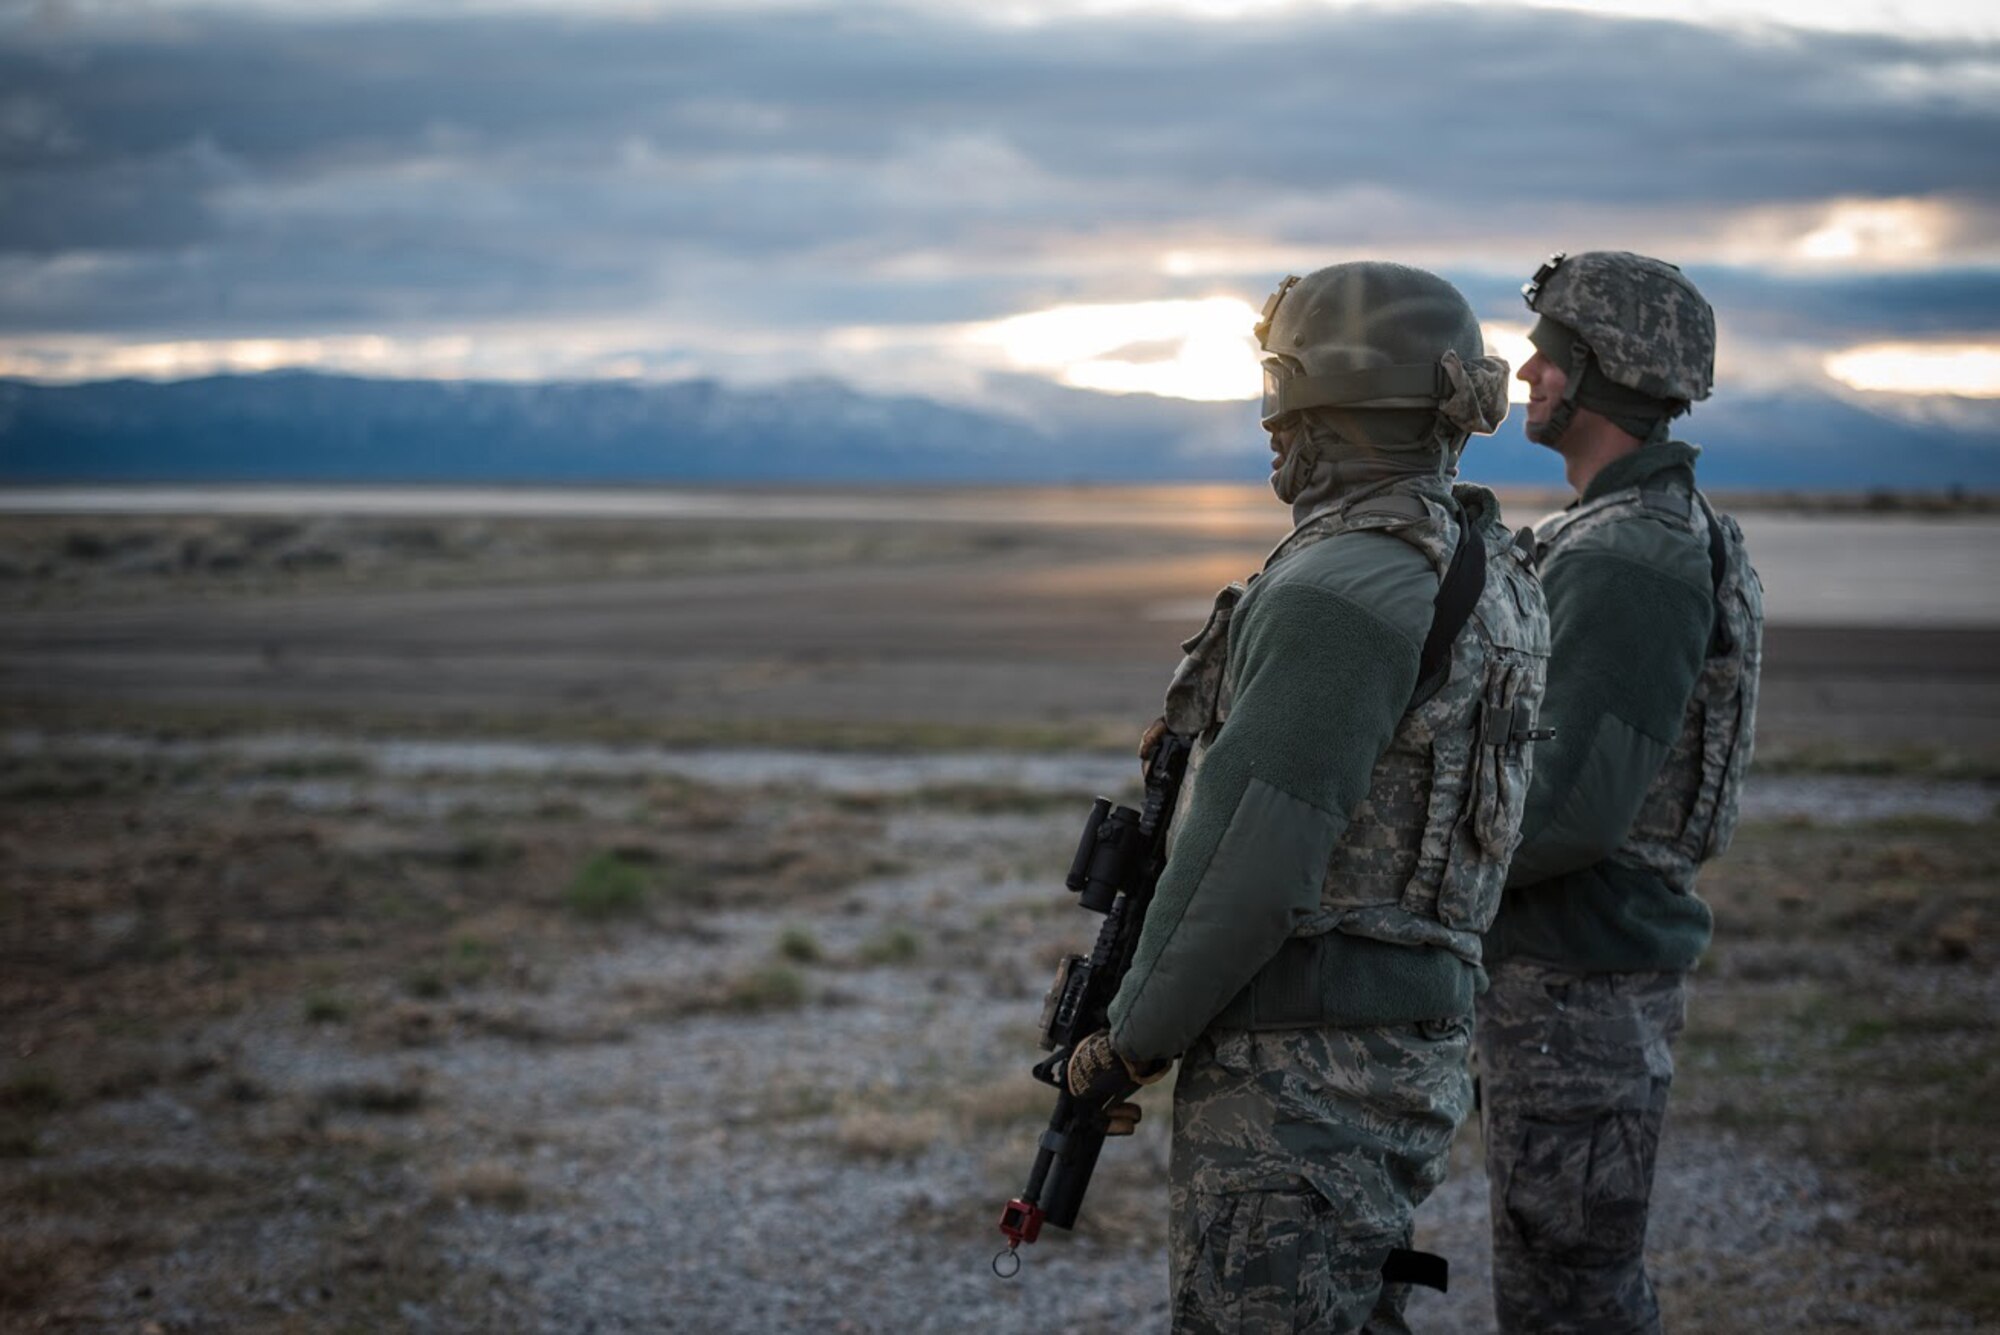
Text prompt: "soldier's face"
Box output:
[[1517, 351, 1567, 443], [1267, 420, 1297, 476]]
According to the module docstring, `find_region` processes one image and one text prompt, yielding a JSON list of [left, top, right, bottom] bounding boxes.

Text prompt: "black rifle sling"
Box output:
[[1410, 516, 1487, 708], [1383, 1246, 1450, 1292]]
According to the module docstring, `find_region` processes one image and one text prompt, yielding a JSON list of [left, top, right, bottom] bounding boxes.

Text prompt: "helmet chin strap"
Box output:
[[1527, 339, 1593, 448]]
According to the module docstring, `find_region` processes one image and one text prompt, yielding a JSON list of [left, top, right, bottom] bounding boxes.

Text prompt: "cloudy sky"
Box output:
[[1, 0, 1996, 474]]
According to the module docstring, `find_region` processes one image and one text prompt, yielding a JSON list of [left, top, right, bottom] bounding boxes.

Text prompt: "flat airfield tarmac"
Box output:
[[3, 485, 1997, 756]]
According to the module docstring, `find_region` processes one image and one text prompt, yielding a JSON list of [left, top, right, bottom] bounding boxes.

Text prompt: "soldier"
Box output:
[[1062, 262, 1550, 1333], [1477, 251, 1764, 1335]]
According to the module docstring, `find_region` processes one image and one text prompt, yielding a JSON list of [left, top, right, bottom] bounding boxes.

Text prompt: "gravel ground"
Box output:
[[10, 728, 1997, 820], [94, 846, 1886, 1333], [6, 735, 1989, 1331]]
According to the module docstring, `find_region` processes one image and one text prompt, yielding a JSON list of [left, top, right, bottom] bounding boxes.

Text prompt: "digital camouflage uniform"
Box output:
[[1480, 252, 1763, 1335], [1106, 263, 1551, 1334], [1169, 1023, 1470, 1333], [1476, 963, 1686, 1333]]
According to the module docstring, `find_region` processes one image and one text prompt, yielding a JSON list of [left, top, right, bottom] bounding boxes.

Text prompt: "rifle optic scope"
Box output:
[[1065, 798, 1144, 914]]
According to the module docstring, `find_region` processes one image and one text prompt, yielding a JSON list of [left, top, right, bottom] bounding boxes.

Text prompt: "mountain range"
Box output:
[[1, 372, 1992, 490]]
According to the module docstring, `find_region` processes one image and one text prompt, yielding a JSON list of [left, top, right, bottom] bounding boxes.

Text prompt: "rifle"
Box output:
[[993, 730, 1193, 1278]]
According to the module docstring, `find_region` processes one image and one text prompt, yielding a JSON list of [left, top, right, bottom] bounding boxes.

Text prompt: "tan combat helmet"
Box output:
[[1256, 261, 1508, 443]]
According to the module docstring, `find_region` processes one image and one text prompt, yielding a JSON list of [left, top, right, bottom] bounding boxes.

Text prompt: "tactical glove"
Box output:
[[1065, 1030, 1168, 1128]]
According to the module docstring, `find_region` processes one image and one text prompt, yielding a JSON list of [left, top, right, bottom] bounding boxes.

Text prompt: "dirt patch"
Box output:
[[0, 511, 1021, 612], [9, 509, 1993, 760], [0, 731, 1993, 1330]]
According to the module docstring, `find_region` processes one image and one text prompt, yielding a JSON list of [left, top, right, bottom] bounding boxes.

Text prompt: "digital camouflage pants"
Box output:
[[1475, 961, 1688, 1335], [1167, 1019, 1472, 1334]]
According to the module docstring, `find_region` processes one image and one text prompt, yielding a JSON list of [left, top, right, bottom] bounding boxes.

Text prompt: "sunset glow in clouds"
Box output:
[[963, 299, 1263, 402], [1824, 344, 2000, 399], [2, 0, 1996, 481]]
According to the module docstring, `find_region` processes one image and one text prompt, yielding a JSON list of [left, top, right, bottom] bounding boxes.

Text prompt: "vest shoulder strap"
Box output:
[[1690, 488, 1734, 655], [1411, 515, 1487, 707], [1535, 477, 1702, 561], [1533, 486, 1637, 551], [1263, 489, 1483, 708], [1639, 478, 1695, 523]]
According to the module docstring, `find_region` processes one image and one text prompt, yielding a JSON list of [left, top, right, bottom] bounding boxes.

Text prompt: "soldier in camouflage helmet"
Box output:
[[1063, 261, 1551, 1332], [1478, 252, 1763, 1334], [1516, 249, 1715, 472]]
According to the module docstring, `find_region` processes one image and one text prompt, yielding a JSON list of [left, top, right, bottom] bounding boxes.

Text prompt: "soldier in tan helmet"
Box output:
[[1062, 261, 1550, 1332], [1478, 251, 1765, 1334]]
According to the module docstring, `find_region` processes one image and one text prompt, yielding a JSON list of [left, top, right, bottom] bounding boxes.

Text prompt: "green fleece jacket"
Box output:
[[1483, 442, 1716, 973], [1107, 517, 1476, 1064]]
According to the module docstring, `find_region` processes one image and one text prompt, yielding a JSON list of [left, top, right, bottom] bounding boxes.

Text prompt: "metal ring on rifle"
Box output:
[[992, 1247, 1022, 1280]]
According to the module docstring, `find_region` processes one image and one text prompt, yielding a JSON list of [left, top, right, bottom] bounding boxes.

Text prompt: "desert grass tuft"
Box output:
[[0, 1068, 66, 1115], [776, 925, 824, 964], [949, 1073, 1056, 1132], [724, 965, 809, 1012], [320, 1077, 428, 1115], [433, 1161, 532, 1211], [449, 934, 499, 981], [564, 851, 651, 919], [302, 990, 351, 1024], [857, 926, 922, 966], [832, 1109, 946, 1160]]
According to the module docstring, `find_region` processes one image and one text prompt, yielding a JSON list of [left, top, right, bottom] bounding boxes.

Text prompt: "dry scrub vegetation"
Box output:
[[0, 744, 899, 1326], [1671, 814, 2000, 1323], [0, 732, 1993, 1330], [0, 512, 1023, 612]]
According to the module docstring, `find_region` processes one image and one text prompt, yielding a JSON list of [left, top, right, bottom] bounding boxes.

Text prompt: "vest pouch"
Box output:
[[1162, 581, 1247, 739], [1694, 564, 1763, 863], [1684, 519, 1763, 866], [1434, 661, 1536, 933], [1693, 689, 1749, 861], [1630, 702, 1705, 865], [1472, 664, 1536, 855]]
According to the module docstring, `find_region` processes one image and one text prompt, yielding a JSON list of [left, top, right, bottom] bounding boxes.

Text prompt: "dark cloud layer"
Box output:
[[0, 0, 1995, 437], [8, 11, 1996, 194], [1696, 268, 2000, 339], [3, 8, 1995, 254]]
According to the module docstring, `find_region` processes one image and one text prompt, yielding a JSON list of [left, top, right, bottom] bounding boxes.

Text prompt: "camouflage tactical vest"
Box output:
[[1162, 480, 1551, 968], [1533, 471, 1764, 891]]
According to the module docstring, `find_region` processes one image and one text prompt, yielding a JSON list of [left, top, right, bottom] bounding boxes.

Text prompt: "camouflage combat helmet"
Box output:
[[1521, 250, 1715, 443], [1256, 261, 1509, 442]]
